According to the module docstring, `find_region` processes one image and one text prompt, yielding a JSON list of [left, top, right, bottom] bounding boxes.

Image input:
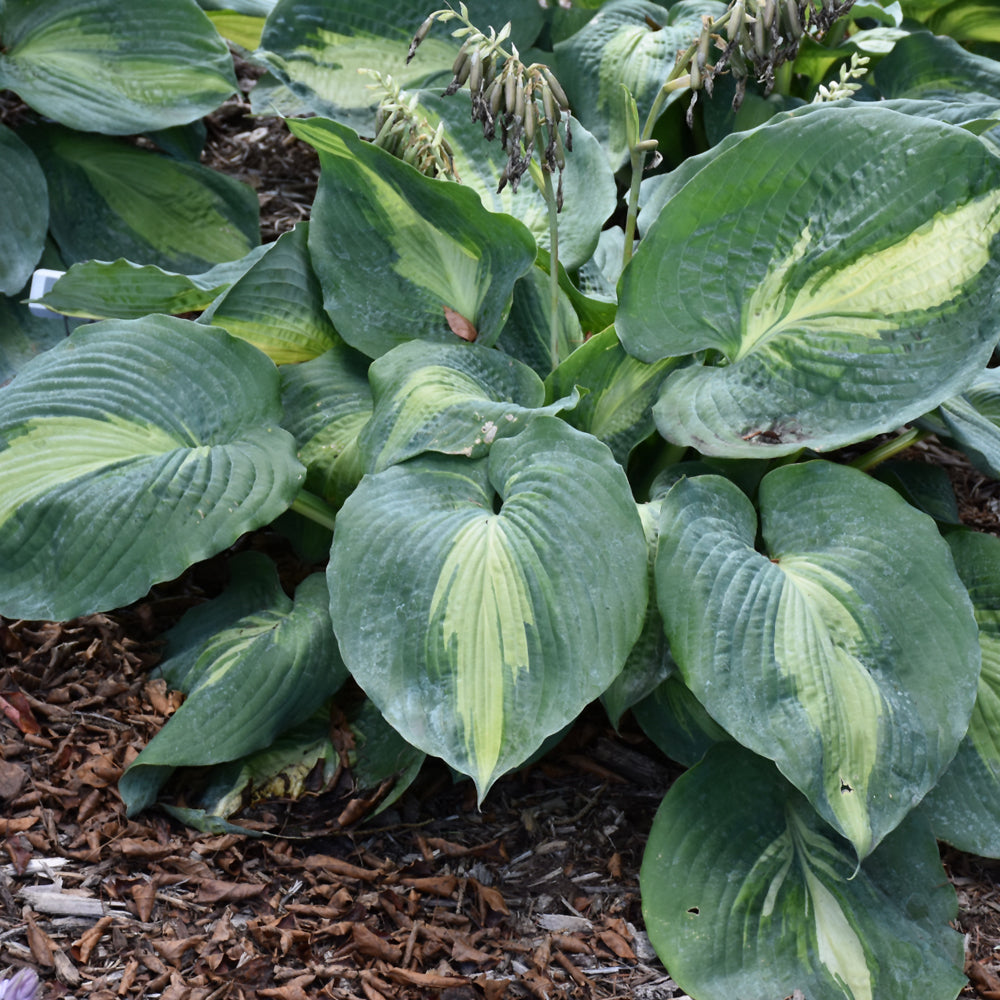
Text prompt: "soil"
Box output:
[[5, 62, 1000, 1000]]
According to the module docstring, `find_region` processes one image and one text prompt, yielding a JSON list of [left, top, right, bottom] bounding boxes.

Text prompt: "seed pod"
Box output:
[[505, 64, 519, 117], [689, 57, 702, 90], [539, 66, 570, 112], [486, 75, 504, 116], [468, 49, 483, 93], [513, 73, 526, 123], [783, 0, 802, 37], [762, 0, 776, 29], [541, 78, 558, 125], [727, 0, 745, 41], [407, 14, 436, 64], [524, 91, 537, 143], [752, 11, 766, 55]]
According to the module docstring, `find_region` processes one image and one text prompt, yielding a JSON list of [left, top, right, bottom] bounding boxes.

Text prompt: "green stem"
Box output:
[[541, 167, 562, 371], [622, 9, 732, 270], [849, 427, 932, 473], [290, 488, 338, 532]]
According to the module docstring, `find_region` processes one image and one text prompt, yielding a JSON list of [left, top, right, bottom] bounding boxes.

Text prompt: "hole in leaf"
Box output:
[[840, 779, 853, 793], [687, 907, 700, 916]]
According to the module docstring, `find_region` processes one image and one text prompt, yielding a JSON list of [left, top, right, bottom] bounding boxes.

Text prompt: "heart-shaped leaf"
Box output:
[[641, 744, 966, 1000], [0, 0, 237, 134], [359, 340, 578, 473], [0, 317, 304, 621], [921, 529, 1000, 857], [618, 105, 1000, 457], [328, 417, 647, 798], [292, 117, 537, 358], [656, 462, 980, 856]]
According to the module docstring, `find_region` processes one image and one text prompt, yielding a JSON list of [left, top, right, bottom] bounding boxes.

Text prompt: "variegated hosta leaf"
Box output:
[[934, 367, 1000, 480], [292, 117, 537, 358], [279, 343, 373, 505], [328, 417, 648, 799], [656, 462, 980, 857], [0, 0, 237, 134], [0, 317, 305, 621], [641, 744, 967, 1000], [496, 266, 585, 377], [23, 124, 260, 272], [257, 0, 543, 130], [205, 224, 342, 363], [409, 93, 617, 272], [920, 530, 1000, 857], [0, 123, 47, 296], [36, 249, 269, 320], [618, 104, 1000, 457], [359, 340, 578, 474], [601, 500, 673, 728], [553, 0, 726, 168], [545, 326, 685, 465], [119, 553, 346, 815]]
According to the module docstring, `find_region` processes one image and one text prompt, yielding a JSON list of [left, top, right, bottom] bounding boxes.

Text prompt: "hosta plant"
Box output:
[[3, 0, 1000, 998]]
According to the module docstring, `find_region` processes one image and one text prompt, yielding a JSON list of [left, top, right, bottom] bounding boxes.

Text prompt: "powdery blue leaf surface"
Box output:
[[329, 417, 647, 799], [641, 744, 966, 1000], [0, 317, 304, 620], [656, 462, 980, 857]]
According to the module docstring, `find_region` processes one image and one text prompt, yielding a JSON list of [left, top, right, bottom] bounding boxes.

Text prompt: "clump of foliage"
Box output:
[[3, 0, 1000, 998]]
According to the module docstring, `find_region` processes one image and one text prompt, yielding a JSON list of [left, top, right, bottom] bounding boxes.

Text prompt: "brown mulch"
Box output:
[[0, 578, 677, 1000]]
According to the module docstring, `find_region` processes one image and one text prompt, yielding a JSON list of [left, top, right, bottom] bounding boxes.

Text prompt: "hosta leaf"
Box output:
[[545, 326, 685, 465], [656, 462, 979, 857], [641, 744, 966, 1000], [279, 344, 373, 505], [411, 93, 617, 271], [23, 124, 260, 273], [360, 340, 578, 473], [0, 293, 73, 389], [0, 0, 237, 134], [921, 530, 1000, 857], [206, 224, 342, 363], [618, 105, 1000, 457], [935, 368, 1000, 479], [328, 417, 647, 799], [119, 566, 346, 815], [257, 0, 544, 129], [292, 117, 537, 358], [875, 31, 1000, 102], [601, 500, 673, 728], [925, 0, 1000, 42], [0, 317, 304, 621], [873, 460, 961, 525], [632, 674, 729, 767], [553, 0, 726, 168], [347, 698, 426, 818], [36, 249, 269, 320], [495, 266, 585, 377], [0, 124, 47, 296]]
